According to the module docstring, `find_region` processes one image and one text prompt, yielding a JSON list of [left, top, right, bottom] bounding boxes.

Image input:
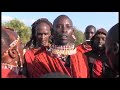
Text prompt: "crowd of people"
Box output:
[[1, 15, 119, 78]]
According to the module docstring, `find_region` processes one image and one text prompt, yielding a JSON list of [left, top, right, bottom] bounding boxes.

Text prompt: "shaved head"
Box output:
[[53, 15, 74, 45], [53, 15, 73, 28], [107, 23, 119, 43], [1, 27, 11, 55], [105, 23, 119, 73], [85, 25, 96, 40]]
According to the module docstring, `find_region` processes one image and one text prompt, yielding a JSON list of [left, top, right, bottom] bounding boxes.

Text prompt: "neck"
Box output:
[[54, 42, 74, 46], [93, 49, 105, 56], [85, 40, 91, 45], [2, 56, 18, 66], [37, 42, 50, 48]]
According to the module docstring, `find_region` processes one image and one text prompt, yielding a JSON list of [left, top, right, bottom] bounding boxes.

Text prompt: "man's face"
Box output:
[[36, 22, 51, 46], [85, 28, 95, 40], [93, 33, 106, 50], [53, 17, 73, 45]]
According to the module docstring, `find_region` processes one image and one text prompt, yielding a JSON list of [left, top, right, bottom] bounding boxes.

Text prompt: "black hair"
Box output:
[[25, 18, 53, 49], [85, 25, 96, 33]]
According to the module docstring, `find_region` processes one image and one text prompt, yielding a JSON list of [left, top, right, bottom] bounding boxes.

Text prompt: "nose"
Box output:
[[41, 34, 45, 39], [62, 26, 67, 33], [87, 33, 92, 40], [98, 38, 103, 44]]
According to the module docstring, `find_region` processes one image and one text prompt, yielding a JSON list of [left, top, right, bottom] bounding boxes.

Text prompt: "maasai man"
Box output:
[[24, 18, 53, 77], [25, 15, 89, 78], [77, 25, 96, 53]]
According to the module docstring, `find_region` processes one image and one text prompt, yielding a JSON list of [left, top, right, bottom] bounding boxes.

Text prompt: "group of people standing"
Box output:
[[1, 15, 119, 78]]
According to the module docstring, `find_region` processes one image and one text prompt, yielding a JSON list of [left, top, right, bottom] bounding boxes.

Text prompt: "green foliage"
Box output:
[[2, 19, 85, 47], [2, 19, 31, 46], [73, 27, 85, 46]]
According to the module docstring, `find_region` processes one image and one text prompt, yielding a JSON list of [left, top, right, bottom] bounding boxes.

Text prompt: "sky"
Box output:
[[1, 12, 118, 32]]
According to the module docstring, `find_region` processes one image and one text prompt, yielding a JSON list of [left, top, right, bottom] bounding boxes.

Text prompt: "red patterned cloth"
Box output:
[[92, 60, 103, 78], [25, 47, 89, 78], [2, 69, 26, 78], [77, 41, 92, 53]]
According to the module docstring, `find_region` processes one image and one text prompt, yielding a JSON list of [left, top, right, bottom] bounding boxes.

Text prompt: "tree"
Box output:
[[73, 27, 85, 46], [2, 19, 31, 46]]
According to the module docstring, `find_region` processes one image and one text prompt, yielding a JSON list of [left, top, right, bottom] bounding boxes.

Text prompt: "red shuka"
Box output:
[[1, 69, 26, 78], [77, 41, 92, 53], [25, 47, 89, 78]]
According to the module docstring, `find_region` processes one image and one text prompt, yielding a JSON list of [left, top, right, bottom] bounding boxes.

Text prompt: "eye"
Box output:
[[67, 25, 72, 29], [66, 24, 72, 29], [44, 33, 49, 35], [56, 25, 62, 29], [90, 32, 94, 34], [102, 37, 106, 41]]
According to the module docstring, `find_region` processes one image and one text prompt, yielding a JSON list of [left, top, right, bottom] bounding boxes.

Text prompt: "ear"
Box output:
[[8, 48, 17, 59], [72, 34, 76, 40], [113, 42, 119, 55]]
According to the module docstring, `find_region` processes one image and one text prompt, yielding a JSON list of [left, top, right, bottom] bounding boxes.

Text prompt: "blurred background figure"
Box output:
[[77, 25, 96, 53], [84, 28, 113, 78], [1, 26, 26, 78], [105, 23, 119, 78]]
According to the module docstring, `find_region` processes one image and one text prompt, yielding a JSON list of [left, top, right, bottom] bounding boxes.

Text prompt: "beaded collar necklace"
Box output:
[[47, 44, 76, 61]]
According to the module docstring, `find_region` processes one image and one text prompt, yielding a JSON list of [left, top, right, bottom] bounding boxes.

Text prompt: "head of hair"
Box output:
[[25, 18, 53, 49], [85, 25, 96, 33], [107, 23, 119, 43]]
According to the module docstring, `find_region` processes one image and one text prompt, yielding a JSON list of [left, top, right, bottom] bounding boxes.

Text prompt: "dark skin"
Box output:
[[105, 23, 119, 73], [93, 33, 106, 51], [53, 15, 74, 46], [2, 27, 24, 67], [25, 18, 53, 50], [35, 22, 51, 47], [85, 27, 96, 40]]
